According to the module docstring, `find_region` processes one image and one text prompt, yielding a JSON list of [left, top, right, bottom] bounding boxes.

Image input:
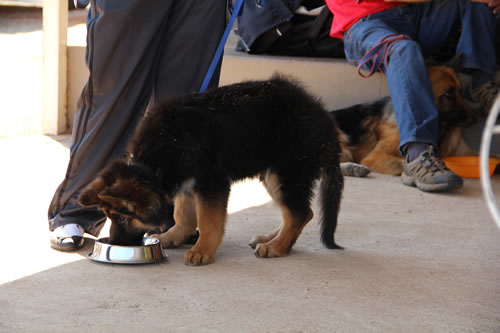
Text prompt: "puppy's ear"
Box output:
[[78, 160, 127, 207], [97, 180, 138, 216], [78, 177, 107, 207]]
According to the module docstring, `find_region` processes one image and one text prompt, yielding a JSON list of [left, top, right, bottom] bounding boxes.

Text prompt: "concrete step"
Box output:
[[221, 47, 389, 111], [67, 32, 389, 131]]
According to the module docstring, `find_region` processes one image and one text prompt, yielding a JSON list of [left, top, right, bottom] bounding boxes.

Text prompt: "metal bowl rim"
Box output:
[[88, 236, 167, 264], [94, 236, 161, 248]]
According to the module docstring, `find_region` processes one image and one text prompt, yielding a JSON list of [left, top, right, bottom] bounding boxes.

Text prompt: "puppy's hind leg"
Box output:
[[249, 226, 280, 249], [254, 204, 313, 258], [250, 171, 282, 249], [254, 174, 314, 258]]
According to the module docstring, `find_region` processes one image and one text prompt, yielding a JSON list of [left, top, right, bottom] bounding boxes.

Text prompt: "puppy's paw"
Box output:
[[249, 229, 279, 249], [184, 249, 215, 266], [151, 226, 186, 248], [248, 234, 268, 249], [254, 243, 287, 258], [340, 162, 371, 177]]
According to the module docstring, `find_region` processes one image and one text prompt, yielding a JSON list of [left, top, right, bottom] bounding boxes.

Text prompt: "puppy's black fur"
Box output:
[[79, 75, 344, 265]]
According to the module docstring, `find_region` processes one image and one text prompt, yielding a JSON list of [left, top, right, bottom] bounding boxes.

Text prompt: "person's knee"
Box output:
[[465, 0, 497, 23], [389, 39, 423, 62]]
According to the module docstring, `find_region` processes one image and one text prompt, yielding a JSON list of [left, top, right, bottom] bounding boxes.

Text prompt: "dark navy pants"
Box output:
[[48, 0, 226, 236], [343, 1, 497, 152]]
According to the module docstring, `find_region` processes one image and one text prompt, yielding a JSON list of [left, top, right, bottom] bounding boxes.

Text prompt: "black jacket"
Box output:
[[236, 0, 302, 51]]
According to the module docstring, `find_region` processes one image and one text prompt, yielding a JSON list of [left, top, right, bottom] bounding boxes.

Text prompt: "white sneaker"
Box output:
[[49, 224, 85, 251]]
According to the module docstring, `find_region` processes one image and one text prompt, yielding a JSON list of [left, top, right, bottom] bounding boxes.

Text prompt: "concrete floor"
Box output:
[[1, 6, 500, 333], [1, 134, 500, 332]]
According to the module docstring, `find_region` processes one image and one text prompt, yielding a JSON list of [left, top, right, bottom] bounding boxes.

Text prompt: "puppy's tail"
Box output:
[[319, 157, 344, 250]]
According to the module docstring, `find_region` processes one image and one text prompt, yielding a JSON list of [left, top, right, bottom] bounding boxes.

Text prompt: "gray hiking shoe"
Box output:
[[471, 80, 499, 111], [401, 146, 463, 192]]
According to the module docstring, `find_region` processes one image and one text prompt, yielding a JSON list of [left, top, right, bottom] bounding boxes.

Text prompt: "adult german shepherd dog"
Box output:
[[331, 65, 477, 176], [78, 75, 344, 266]]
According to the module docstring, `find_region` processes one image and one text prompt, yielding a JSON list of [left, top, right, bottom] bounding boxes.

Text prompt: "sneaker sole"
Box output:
[[50, 236, 84, 252], [401, 173, 463, 192]]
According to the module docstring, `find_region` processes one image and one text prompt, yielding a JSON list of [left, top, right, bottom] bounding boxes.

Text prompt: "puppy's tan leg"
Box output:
[[184, 194, 227, 266], [153, 194, 197, 248], [250, 171, 283, 248], [254, 206, 313, 258]]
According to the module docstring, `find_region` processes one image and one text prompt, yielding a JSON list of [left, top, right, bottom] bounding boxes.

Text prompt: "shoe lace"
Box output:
[[417, 146, 448, 176]]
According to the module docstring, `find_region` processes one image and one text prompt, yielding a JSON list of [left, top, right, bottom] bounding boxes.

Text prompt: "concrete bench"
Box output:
[[220, 47, 389, 111]]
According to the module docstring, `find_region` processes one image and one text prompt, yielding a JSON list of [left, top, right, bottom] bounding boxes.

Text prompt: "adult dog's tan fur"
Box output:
[[332, 66, 476, 176]]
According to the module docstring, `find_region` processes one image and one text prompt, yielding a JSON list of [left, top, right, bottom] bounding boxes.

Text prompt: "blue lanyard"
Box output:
[[199, 0, 245, 93]]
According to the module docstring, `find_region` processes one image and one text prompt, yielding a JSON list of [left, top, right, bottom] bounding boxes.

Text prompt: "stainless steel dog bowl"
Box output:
[[88, 237, 167, 264]]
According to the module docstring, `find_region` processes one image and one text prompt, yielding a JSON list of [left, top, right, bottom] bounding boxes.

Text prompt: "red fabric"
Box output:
[[325, 0, 400, 39]]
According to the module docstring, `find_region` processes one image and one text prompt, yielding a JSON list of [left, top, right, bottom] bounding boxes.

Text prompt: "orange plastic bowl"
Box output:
[[442, 156, 499, 179]]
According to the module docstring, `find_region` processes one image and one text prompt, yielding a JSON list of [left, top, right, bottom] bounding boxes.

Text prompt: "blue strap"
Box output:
[[199, 0, 245, 93]]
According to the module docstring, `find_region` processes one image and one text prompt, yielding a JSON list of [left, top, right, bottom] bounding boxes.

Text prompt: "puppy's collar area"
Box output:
[[127, 159, 164, 187]]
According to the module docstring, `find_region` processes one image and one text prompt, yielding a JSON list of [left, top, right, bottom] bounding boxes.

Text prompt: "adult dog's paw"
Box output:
[[340, 162, 371, 177], [184, 249, 215, 266]]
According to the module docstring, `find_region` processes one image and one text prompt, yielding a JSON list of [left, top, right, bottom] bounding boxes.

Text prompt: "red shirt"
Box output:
[[325, 0, 400, 39]]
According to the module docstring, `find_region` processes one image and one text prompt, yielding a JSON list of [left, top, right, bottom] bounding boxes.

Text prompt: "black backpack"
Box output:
[[236, 0, 345, 58]]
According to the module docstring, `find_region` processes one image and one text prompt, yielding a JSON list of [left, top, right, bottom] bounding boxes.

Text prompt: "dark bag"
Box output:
[[237, 1, 345, 58]]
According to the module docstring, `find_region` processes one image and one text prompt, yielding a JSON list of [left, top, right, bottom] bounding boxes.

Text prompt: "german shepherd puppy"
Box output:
[[332, 65, 477, 176], [78, 75, 344, 266]]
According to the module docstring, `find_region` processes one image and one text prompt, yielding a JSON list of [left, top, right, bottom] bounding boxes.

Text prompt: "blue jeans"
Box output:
[[343, 1, 496, 152]]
